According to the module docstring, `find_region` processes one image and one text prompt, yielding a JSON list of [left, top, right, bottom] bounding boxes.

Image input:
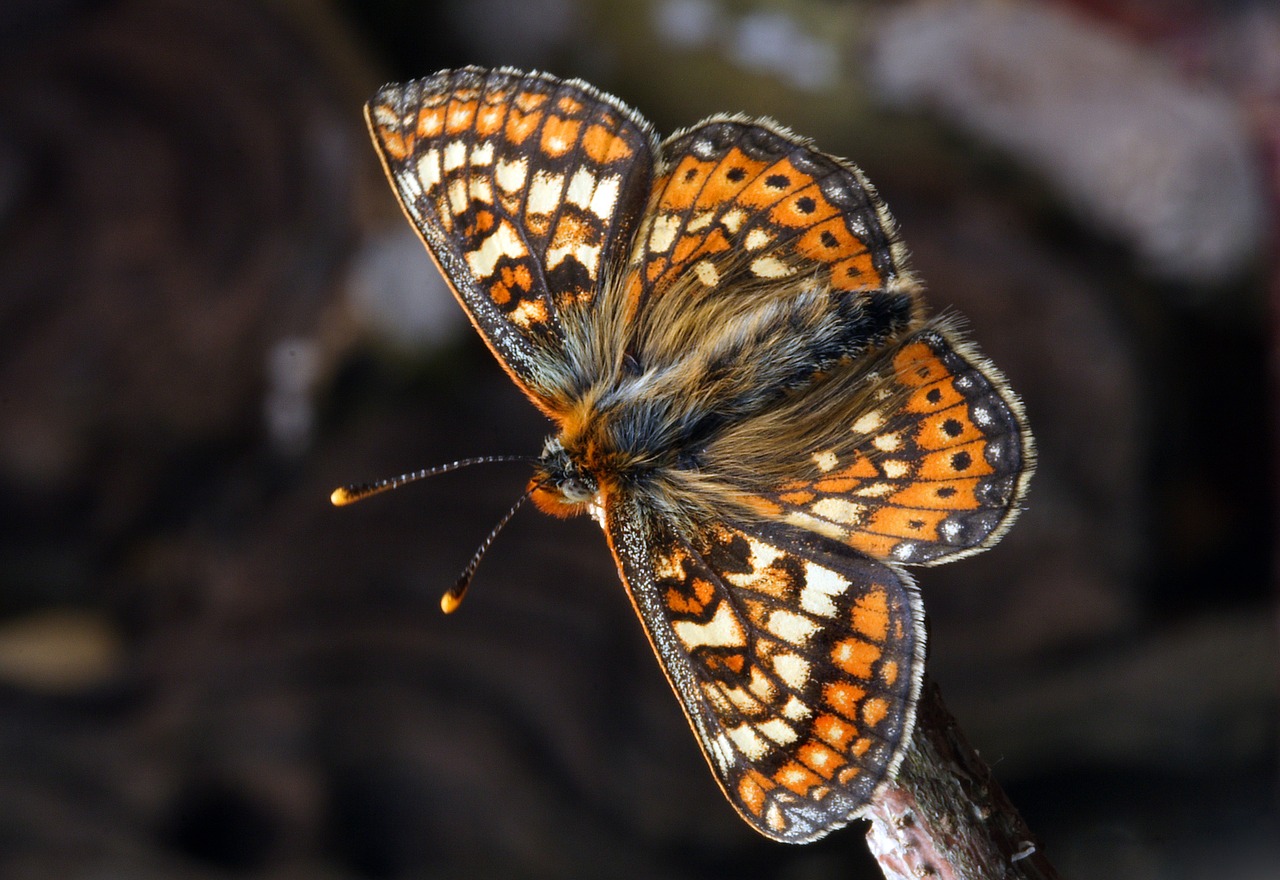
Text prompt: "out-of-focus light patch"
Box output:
[[0, 609, 124, 693], [346, 226, 464, 352], [870, 1, 1265, 287], [265, 336, 320, 455], [653, 0, 721, 48], [729, 11, 838, 92], [652, 1, 838, 92]]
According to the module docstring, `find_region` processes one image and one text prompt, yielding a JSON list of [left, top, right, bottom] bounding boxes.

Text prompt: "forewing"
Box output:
[[605, 497, 924, 843], [366, 67, 656, 407], [622, 116, 918, 348], [754, 326, 1034, 565]]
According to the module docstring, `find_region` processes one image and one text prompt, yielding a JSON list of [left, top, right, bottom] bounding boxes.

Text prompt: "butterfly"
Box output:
[[345, 66, 1033, 843]]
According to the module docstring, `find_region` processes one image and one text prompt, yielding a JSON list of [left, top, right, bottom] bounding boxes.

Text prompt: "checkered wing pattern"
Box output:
[[748, 327, 1033, 566], [365, 67, 656, 409], [624, 116, 916, 335], [606, 498, 923, 843], [360, 66, 1035, 844]]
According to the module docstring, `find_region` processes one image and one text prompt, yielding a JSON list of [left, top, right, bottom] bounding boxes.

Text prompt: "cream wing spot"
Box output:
[[746, 537, 785, 570], [442, 139, 467, 171], [882, 460, 909, 479], [722, 684, 762, 714], [415, 148, 441, 192], [686, 210, 715, 232], [527, 170, 565, 215], [784, 511, 846, 541], [564, 167, 597, 209], [747, 667, 778, 703], [810, 498, 867, 526], [447, 179, 468, 215], [510, 297, 549, 329], [728, 724, 770, 761], [468, 177, 493, 205], [588, 174, 621, 219], [653, 550, 689, 582], [852, 410, 885, 434], [672, 600, 747, 650], [766, 609, 818, 645], [649, 213, 681, 253], [717, 535, 785, 591], [495, 156, 528, 193], [772, 651, 811, 690], [854, 482, 895, 498], [765, 804, 786, 834], [704, 682, 735, 715], [872, 432, 902, 452], [782, 695, 812, 722], [756, 718, 799, 748], [470, 141, 494, 166], [812, 450, 839, 472], [799, 562, 850, 618], [750, 255, 794, 278], [694, 260, 720, 287], [547, 242, 602, 278], [397, 170, 424, 207], [465, 220, 526, 277], [709, 733, 735, 774]]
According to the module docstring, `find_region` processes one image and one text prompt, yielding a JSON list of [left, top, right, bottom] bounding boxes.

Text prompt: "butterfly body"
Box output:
[[528, 216, 920, 528], [362, 67, 1033, 842]]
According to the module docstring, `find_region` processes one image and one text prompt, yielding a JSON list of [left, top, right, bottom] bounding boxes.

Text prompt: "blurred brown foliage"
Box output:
[[0, 1, 1274, 878]]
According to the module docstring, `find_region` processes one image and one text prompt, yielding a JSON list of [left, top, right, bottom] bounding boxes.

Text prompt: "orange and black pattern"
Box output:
[[363, 67, 1033, 843], [625, 117, 911, 319], [607, 502, 922, 842], [756, 329, 1029, 566], [366, 68, 655, 408]]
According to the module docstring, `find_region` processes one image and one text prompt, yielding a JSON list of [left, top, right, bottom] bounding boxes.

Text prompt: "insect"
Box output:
[[338, 67, 1033, 843]]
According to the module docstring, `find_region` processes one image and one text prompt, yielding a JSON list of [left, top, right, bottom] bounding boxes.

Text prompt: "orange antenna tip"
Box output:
[[440, 590, 464, 614], [330, 487, 357, 506]]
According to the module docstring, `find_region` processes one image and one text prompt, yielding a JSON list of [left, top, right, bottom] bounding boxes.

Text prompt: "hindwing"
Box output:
[[739, 326, 1034, 565], [605, 497, 924, 843]]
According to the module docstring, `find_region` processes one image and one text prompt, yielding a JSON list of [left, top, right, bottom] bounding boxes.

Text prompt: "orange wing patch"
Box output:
[[364, 68, 656, 408], [607, 503, 924, 843], [624, 118, 907, 315], [758, 327, 1032, 565]]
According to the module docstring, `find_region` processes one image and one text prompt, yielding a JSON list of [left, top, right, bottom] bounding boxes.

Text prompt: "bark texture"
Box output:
[[865, 680, 1062, 880]]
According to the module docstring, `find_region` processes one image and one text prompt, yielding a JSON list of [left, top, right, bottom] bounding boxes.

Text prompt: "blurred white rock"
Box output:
[[870, 0, 1266, 286]]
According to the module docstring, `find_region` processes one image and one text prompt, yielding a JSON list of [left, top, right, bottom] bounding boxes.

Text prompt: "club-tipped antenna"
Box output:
[[329, 455, 529, 506], [440, 486, 533, 614]]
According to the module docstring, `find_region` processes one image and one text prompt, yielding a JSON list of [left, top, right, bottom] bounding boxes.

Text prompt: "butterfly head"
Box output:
[[529, 436, 599, 518]]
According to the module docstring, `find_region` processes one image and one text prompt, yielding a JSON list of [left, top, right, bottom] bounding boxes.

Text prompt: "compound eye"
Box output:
[[559, 477, 594, 503], [529, 479, 586, 518]]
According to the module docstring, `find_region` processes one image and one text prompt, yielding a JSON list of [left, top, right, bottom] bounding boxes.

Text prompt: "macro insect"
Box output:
[[334, 66, 1033, 843]]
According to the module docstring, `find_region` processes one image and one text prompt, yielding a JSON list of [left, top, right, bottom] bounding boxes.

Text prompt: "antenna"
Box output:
[[329, 455, 528, 506], [329, 454, 534, 613], [440, 486, 533, 614]]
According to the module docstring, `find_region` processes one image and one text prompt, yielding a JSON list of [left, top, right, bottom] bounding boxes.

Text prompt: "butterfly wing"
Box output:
[[622, 116, 919, 345], [604, 496, 924, 843], [365, 67, 657, 411], [722, 325, 1035, 566]]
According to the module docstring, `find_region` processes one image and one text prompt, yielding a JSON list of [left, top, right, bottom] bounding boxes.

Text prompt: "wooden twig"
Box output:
[[864, 679, 1062, 880]]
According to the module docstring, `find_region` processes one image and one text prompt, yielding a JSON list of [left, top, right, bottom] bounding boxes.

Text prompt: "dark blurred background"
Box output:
[[0, 0, 1275, 877]]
